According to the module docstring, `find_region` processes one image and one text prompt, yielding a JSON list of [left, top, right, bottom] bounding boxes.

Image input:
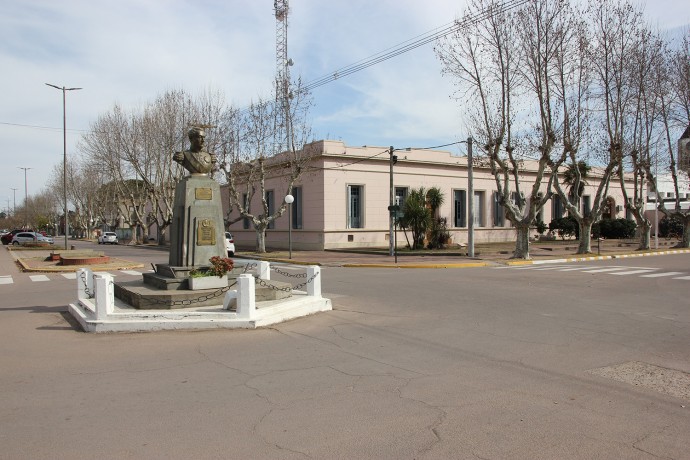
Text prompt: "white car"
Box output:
[[225, 232, 235, 257], [11, 232, 54, 245], [98, 232, 118, 245]]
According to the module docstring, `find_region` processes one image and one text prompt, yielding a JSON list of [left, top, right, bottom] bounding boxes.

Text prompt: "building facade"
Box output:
[[224, 140, 631, 251]]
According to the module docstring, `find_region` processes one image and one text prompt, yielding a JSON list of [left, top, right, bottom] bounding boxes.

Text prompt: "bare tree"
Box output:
[[614, 26, 666, 250], [645, 28, 690, 248], [218, 80, 315, 253], [437, 0, 590, 259]]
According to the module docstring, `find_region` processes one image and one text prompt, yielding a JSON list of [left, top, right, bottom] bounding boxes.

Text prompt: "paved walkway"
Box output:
[[240, 239, 689, 268]]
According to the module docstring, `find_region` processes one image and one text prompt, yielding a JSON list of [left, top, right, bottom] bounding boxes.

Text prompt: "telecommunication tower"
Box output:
[[274, 0, 292, 154]]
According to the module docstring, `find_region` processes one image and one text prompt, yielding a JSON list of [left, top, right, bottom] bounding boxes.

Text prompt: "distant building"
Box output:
[[223, 140, 631, 251]]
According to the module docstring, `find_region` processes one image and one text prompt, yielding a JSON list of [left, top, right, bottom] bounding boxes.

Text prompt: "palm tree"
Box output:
[[400, 187, 432, 250], [563, 161, 591, 205]]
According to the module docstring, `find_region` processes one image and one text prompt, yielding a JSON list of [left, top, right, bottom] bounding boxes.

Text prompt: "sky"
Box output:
[[0, 0, 688, 213]]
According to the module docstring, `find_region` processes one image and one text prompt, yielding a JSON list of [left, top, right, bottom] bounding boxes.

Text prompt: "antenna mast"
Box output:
[[274, 0, 291, 155]]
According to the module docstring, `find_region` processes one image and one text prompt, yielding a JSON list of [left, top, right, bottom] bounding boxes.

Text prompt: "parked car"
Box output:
[[11, 232, 54, 245], [225, 232, 235, 257], [2, 229, 27, 245], [98, 232, 118, 245]]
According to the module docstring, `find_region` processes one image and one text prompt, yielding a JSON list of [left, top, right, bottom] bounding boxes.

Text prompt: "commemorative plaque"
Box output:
[[195, 187, 213, 200], [196, 219, 216, 246]]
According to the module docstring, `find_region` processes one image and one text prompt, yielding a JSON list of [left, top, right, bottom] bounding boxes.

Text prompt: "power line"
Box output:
[[300, 0, 528, 93], [2, 0, 528, 134]]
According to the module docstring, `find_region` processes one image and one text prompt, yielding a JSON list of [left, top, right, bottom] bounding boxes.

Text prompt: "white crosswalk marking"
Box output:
[[61, 273, 76, 279], [0, 276, 13, 285], [29, 275, 50, 282], [555, 266, 597, 271], [581, 267, 629, 273], [609, 269, 657, 276], [120, 270, 142, 276], [673, 276, 690, 280], [640, 272, 685, 278]]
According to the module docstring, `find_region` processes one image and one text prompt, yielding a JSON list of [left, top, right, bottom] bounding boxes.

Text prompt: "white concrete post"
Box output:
[[76, 267, 93, 302], [94, 273, 114, 321], [257, 261, 270, 280], [236, 274, 256, 320], [306, 265, 321, 298]]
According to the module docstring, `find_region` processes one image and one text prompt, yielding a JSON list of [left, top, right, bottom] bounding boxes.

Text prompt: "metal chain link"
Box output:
[[79, 271, 95, 299], [137, 280, 239, 307], [271, 266, 308, 278]]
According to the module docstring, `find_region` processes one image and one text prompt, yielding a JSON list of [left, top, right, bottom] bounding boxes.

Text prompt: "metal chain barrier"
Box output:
[[271, 266, 308, 278], [79, 270, 95, 299], [138, 281, 239, 307], [133, 262, 256, 308], [255, 270, 320, 292]]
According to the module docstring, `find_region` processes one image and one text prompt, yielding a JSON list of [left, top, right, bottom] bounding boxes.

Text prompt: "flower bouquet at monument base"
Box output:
[[189, 256, 234, 278], [187, 256, 234, 290]]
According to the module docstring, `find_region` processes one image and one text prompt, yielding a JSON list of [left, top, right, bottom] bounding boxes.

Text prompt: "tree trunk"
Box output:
[[637, 221, 651, 250], [511, 224, 531, 259], [158, 227, 167, 246], [680, 217, 690, 249], [255, 225, 267, 253], [577, 220, 594, 254]]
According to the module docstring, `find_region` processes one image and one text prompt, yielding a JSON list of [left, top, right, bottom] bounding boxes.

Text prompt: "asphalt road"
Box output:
[[0, 243, 688, 459]]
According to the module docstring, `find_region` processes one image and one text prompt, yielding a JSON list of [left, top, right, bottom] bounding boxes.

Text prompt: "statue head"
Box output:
[[188, 127, 206, 151]]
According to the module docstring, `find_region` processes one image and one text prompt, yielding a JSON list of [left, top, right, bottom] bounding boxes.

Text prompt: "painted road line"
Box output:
[[672, 276, 690, 280], [581, 267, 632, 273], [120, 270, 143, 276], [609, 269, 657, 276], [555, 266, 598, 271], [29, 275, 50, 282], [640, 272, 685, 278], [0, 276, 13, 285], [61, 273, 77, 279]]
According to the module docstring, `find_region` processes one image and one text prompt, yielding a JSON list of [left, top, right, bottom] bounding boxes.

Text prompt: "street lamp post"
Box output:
[[10, 188, 17, 217], [285, 194, 294, 259], [46, 83, 82, 250], [17, 167, 32, 228]]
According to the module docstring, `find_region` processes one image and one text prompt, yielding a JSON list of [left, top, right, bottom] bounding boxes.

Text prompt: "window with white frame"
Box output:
[[552, 195, 564, 220], [582, 195, 591, 217], [394, 187, 408, 207], [493, 192, 505, 227], [242, 193, 250, 229], [291, 186, 303, 229], [473, 191, 485, 227], [454, 189, 467, 228], [347, 185, 364, 229]]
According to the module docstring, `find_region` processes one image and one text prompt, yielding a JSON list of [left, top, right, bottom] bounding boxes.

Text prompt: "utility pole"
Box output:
[[18, 167, 32, 228], [467, 137, 475, 258], [389, 146, 397, 257]]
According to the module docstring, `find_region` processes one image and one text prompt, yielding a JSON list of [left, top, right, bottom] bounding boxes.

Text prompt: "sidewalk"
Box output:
[[5, 238, 689, 272], [240, 239, 690, 268]]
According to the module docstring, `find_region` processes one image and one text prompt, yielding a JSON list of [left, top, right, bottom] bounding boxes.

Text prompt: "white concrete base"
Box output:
[[67, 264, 331, 333], [68, 293, 332, 333]]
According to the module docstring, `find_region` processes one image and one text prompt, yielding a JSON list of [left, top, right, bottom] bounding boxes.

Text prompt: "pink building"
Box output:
[[224, 140, 629, 251]]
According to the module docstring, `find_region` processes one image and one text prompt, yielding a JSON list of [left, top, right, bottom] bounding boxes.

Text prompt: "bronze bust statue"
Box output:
[[173, 127, 217, 175]]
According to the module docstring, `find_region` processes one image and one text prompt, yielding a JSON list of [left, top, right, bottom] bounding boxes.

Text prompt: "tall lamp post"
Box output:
[[10, 188, 17, 217], [284, 194, 294, 259], [17, 167, 32, 228], [46, 83, 82, 250]]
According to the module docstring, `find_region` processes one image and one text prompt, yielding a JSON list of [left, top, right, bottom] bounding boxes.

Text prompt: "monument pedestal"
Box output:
[[168, 174, 227, 267]]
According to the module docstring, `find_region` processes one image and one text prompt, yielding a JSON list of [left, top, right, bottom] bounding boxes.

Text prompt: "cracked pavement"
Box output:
[[1, 249, 689, 458]]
